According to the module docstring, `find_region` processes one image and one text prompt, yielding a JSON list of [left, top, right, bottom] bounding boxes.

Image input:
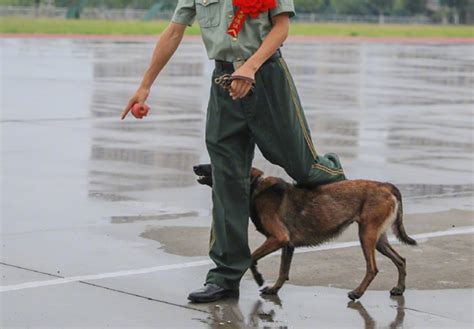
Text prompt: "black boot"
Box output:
[[187, 283, 239, 303]]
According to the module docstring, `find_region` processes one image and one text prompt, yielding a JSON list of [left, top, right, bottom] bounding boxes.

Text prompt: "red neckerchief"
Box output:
[[227, 0, 277, 38]]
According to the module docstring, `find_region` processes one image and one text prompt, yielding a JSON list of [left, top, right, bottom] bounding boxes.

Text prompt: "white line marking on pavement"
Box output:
[[1, 226, 473, 293], [294, 226, 474, 254], [0, 260, 212, 293]]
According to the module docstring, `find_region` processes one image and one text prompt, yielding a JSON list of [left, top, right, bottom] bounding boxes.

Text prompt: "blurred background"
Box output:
[[0, 0, 473, 24]]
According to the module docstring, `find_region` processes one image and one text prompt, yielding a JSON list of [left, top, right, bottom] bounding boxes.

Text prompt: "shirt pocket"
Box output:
[[195, 0, 221, 28]]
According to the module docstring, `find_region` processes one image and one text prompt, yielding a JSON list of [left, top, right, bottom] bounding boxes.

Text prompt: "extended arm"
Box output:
[[229, 13, 290, 100], [121, 22, 187, 120]]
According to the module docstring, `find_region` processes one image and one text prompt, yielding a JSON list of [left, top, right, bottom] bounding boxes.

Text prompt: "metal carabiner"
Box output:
[[214, 74, 231, 85], [214, 74, 233, 90]]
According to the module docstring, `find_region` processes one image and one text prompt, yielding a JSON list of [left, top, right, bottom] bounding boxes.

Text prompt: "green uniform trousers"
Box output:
[[205, 56, 346, 290]]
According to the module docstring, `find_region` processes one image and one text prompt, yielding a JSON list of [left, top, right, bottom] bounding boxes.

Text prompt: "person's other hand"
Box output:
[[230, 65, 255, 100], [121, 87, 150, 120]]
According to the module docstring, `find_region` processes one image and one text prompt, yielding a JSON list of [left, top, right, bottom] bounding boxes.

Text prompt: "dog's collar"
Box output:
[[250, 175, 262, 198]]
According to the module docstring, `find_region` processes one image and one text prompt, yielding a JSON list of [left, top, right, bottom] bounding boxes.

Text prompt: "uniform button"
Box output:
[[203, 0, 208, 3], [232, 37, 237, 41]]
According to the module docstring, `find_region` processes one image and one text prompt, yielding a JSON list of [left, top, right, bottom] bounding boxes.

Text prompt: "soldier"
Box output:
[[122, 0, 346, 303]]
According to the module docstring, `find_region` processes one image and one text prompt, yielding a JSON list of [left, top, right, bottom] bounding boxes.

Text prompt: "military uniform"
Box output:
[[172, 0, 346, 291]]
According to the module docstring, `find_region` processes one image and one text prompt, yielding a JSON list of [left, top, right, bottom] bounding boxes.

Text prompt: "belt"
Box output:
[[215, 49, 282, 71]]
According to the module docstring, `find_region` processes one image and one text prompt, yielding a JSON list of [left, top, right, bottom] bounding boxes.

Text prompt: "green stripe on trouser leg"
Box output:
[[205, 57, 346, 290], [248, 57, 346, 186]]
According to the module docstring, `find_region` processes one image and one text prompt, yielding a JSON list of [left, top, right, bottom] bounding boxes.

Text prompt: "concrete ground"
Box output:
[[1, 37, 473, 328]]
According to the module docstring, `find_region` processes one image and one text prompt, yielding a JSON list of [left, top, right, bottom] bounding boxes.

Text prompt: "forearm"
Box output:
[[228, 15, 290, 99], [244, 15, 289, 73], [140, 22, 186, 90]]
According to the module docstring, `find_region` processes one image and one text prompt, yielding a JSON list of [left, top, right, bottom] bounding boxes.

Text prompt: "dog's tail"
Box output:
[[389, 184, 417, 246]]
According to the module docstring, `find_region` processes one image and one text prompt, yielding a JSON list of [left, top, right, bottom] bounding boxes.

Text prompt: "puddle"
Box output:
[[2, 39, 467, 205]]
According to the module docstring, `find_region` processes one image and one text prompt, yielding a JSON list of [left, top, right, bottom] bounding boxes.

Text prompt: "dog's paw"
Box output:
[[260, 286, 279, 295], [348, 291, 362, 301], [390, 287, 404, 296]]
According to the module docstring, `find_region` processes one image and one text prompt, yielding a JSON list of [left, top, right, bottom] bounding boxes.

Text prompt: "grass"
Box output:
[[0, 17, 473, 38]]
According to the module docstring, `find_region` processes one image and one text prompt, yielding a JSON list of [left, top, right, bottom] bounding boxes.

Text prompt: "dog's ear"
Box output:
[[250, 167, 264, 179]]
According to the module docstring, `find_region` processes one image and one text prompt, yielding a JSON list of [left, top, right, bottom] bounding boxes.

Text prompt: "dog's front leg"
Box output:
[[250, 234, 290, 288], [250, 260, 264, 286], [261, 245, 295, 295]]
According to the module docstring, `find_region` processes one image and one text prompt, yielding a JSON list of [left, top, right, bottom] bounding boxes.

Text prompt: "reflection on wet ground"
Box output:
[[3, 39, 469, 203], [85, 41, 473, 202], [192, 286, 472, 328], [111, 211, 198, 224], [397, 183, 473, 199], [201, 295, 407, 329], [1, 38, 473, 328]]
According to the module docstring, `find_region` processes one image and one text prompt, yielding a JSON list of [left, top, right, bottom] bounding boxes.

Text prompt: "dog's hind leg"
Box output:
[[260, 245, 295, 295], [376, 233, 407, 296], [281, 245, 295, 282], [348, 225, 379, 301]]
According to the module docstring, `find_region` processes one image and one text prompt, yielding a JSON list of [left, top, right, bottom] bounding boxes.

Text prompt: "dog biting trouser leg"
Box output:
[[204, 53, 346, 291]]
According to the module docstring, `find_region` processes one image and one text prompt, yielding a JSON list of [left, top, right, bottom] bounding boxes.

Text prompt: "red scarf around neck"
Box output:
[[227, 0, 277, 38]]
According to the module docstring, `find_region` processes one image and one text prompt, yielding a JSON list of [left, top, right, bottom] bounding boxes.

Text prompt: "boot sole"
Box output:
[[187, 290, 239, 303]]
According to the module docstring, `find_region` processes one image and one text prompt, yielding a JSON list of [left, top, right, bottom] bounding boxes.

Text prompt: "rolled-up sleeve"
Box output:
[[270, 0, 295, 18], [171, 0, 196, 26]]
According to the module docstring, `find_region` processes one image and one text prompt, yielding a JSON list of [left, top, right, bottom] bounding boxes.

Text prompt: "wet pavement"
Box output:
[[1, 37, 473, 328]]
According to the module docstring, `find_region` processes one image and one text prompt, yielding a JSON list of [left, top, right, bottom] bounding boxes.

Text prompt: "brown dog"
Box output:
[[193, 164, 417, 300]]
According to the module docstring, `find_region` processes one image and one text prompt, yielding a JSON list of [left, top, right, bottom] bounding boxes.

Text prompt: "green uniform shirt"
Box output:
[[171, 0, 295, 62]]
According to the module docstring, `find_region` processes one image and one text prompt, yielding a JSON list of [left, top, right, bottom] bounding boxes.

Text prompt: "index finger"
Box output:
[[230, 80, 238, 93], [121, 100, 135, 120]]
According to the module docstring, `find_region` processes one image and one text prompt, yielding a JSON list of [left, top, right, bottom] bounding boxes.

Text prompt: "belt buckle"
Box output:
[[233, 59, 245, 71]]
